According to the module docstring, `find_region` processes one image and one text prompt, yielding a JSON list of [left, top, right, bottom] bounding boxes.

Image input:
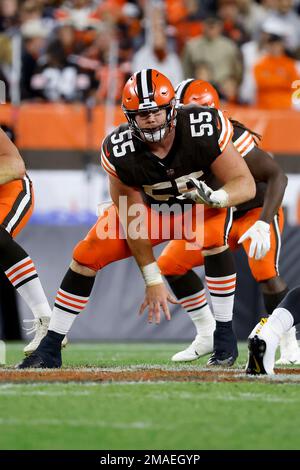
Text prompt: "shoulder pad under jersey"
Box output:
[[100, 123, 138, 179], [232, 123, 256, 157], [177, 105, 234, 154]]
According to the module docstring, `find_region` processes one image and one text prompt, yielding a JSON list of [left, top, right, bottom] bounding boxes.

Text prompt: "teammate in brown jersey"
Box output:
[[158, 79, 300, 366], [17, 69, 255, 369]]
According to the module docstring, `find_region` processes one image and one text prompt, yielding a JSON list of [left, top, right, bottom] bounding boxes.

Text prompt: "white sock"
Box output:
[[49, 308, 77, 335], [179, 289, 215, 335], [5, 258, 52, 319], [268, 308, 294, 338], [205, 274, 236, 322], [49, 287, 90, 335]]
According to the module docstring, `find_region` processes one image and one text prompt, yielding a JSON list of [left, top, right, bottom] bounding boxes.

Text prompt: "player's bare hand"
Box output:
[[139, 283, 178, 324]]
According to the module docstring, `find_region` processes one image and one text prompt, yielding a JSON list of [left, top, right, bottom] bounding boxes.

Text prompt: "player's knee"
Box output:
[[251, 272, 265, 283], [249, 265, 273, 283], [260, 276, 287, 294], [203, 234, 227, 252], [202, 245, 227, 256], [158, 254, 174, 275], [73, 239, 102, 272], [158, 254, 189, 276], [70, 260, 96, 277]]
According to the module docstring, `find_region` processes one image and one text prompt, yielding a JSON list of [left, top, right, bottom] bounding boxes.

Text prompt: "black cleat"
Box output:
[[207, 320, 238, 367], [17, 350, 62, 369], [207, 350, 238, 367], [246, 335, 267, 375], [16, 331, 63, 369]]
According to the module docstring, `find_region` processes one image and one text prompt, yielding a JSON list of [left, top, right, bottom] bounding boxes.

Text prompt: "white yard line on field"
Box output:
[[0, 418, 163, 430], [0, 383, 298, 403], [0, 390, 91, 396]]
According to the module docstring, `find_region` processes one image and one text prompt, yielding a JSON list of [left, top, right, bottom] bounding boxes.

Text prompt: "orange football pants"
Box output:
[[158, 207, 284, 282], [73, 203, 232, 272], [0, 176, 34, 238]]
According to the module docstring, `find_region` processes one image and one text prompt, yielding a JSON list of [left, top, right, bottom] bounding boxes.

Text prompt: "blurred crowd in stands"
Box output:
[[0, 0, 300, 109]]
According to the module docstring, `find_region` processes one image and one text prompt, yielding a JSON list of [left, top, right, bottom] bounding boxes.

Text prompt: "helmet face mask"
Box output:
[[135, 108, 167, 143], [127, 105, 175, 143], [122, 69, 176, 143]]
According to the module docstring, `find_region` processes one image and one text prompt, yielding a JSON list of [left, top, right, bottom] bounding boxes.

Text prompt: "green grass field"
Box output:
[[0, 342, 300, 450]]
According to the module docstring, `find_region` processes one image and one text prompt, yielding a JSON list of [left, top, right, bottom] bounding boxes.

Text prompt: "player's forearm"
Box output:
[[259, 173, 288, 223], [126, 237, 156, 268], [221, 174, 256, 207], [126, 237, 163, 286]]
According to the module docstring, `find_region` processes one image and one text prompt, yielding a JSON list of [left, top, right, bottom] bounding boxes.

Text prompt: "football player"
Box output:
[[0, 127, 59, 355], [17, 69, 255, 369], [157, 79, 300, 365]]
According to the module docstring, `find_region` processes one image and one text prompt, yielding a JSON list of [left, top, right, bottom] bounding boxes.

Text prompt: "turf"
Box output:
[[0, 342, 299, 450]]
